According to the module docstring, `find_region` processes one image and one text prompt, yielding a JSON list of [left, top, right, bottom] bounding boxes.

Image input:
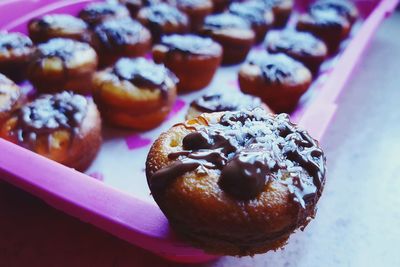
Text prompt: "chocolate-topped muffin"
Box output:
[[137, 3, 189, 43], [265, 30, 328, 74], [238, 53, 312, 113], [310, 0, 358, 25], [200, 13, 255, 65], [146, 109, 326, 255], [262, 0, 293, 28], [78, 2, 130, 27], [0, 31, 34, 82], [90, 18, 152, 67], [28, 14, 89, 43], [186, 92, 271, 119], [229, 1, 274, 43], [0, 74, 23, 124], [92, 57, 177, 130], [27, 38, 98, 94], [0, 91, 102, 171], [153, 34, 222, 92], [114, 0, 162, 17], [296, 9, 350, 53], [168, 0, 214, 31]]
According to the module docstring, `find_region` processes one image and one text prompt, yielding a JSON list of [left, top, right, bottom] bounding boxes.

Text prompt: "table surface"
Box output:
[[1, 11, 400, 267]]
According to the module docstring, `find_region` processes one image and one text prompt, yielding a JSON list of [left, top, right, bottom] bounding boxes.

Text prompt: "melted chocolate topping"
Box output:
[[79, 2, 129, 25], [33, 14, 87, 31], [248, 53, 305, 84], [203, 13, 251, 30], [191, 93, 263, 113], [303, 8, 349, 29], [33, 38, 91, 62], [229, 2, 272, 26], [15, 91, 88, 143], [160, 34, 217, 55], [310, 0, 358, 22], [143, 4, 188, 25], [112, 57, 177, 95], [150, 109, 326, 205], [170, 0, 206, 8], [266, 30, 327, 57], [94, 18, 145, 48], [0, 32, 33, 52]]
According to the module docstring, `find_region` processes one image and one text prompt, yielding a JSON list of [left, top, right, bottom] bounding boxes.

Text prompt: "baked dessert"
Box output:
[[90, 18, 152, 67], [137, 3, 189, 43], [263, 0, 293, 28], [115, 0, 162, 17], [0, 74, 23, 124], [265, 30, 328, 75], [146, 109, 326, 255], [0, 31, 34, 83], [28, 14, 89, 43], [200, 13, 255, 65], [152, 34, 222, 92], [0, 91, 102, 171], [168, 0, 214, 31], [78, 2, 130, 27], [309, 0, 358, 25], [27, 38, 98, 94], [228, 1, 274, 43], [211, 0, 231, 13], [186, 92, 271, 120], [238, 53, 312, 113], [92, 57, 177, 130], [296, 9, 350, 53]]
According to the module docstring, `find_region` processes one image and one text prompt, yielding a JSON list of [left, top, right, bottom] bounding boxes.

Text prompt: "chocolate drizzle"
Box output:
[[0, 32, 33, 52], [33, 14, 87, 31], [79, 2, 129, 26], [150, 109, 326, 206], [33, 38, 91, 62], [309, 0, 358, 22], [303, 8, 349, 29], [203, 13, 251, 30], [143, 4, 188, 25], [15, 91, 88, 144], [112, 57, 177, 96], [229, 1, 272, 26], [191, 93, 263, 113], [160, 34, 217, 55]]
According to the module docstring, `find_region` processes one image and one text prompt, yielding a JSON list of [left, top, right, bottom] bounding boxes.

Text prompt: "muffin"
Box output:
[[90, 18, 152, 67], [0, 91, 102, 171], [168, 0, 214, 31], [186, 92, 271, 119], [265, 30, 328, 75], [28, 14, 89, 43], [309, 0, 359, 25], [296, 9, 350, 53], [114, 0, 162, 17], [137, 3, 190, 43], [0, 74, 23, 124], [78, 2, 130, 27], [228, 1, 274, 43], [0, 31, 34, 83], [263, 0, 293, 28], [238, 53, 312, 113], [200, 13, 255, 65], [27, 38, 98, 94], [153, 34, 222, 92], [146, 109, 326, 255], [92, 57, 177, 130], [211, 0, 232, 13]]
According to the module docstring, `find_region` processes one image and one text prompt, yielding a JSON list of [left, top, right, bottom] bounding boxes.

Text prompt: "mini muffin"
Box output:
[[309, 0, 358, 25], [78, 2, 130, 27], [168, 0, 213, 32], [153, 34, 222, 92], [186, 92, 271, 119], [238, 53, 312, 113], [115, 0, 162, 17], [228, 1, 274, 43], [211, 0, 232, 13], [92, 57, 177, 130], [0, 31, 34, 83], [296, 9, 350, 53], [28, 14, 89, 43], [27, 38, 98, 94], [200, 13, 255, 65], [263, 0, 293, 28], [0, 91, 102, 171], [137, 3, 190, 43], [146, 109, 326, 255], [90, 18, 152, 67], [0, 74, 23, 124], [265, 30, 328, 75]]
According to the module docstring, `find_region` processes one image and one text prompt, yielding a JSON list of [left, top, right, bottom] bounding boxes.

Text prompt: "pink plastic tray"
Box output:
[[0, 0, 397, 263]]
